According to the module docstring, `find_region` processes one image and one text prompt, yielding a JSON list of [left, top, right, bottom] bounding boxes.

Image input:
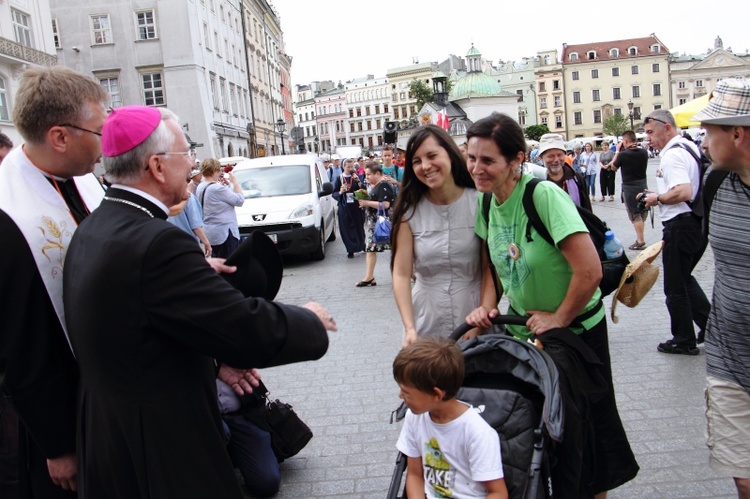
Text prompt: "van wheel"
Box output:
[[311, 224, 326, 261]]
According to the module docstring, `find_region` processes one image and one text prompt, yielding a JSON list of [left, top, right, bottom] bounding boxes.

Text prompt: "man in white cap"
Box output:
[[63, 105, 337, 498], [188, 167, 202, 192], [0, 65, 108, 497], [538, 133, 592, 211], [691, 78, 750, 498], [641, 109, 709, 356]]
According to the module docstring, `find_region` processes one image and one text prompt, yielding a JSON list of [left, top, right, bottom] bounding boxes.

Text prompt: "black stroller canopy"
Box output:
[[460, 335, 564, 442]]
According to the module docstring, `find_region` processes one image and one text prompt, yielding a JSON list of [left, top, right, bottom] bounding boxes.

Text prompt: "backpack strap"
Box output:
[[666, 142, 704, 207], [701, 168, 730, 236], [481, 192, 502, 300], [521, 178, 554, 246]]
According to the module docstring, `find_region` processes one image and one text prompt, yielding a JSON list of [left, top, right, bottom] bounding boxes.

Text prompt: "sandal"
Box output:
[[355, 278, 377, 287], [628, 241, 646, 250]]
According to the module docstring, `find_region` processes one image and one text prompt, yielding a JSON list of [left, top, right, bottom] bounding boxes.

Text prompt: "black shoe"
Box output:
[[657, 341, 699, 356], [697, 330, 705, 344], [347, 252, 354, 258]]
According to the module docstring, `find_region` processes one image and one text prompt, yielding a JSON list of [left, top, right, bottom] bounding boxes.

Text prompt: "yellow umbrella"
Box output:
[[669, 94, 710, 128]]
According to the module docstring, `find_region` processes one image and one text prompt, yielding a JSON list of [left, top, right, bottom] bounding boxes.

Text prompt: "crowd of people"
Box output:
[[1, 64, 748, 499]]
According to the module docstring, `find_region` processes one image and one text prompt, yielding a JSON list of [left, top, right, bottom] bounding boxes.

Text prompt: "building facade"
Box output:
[[490, 57, 539, 127], [242, 0, 287, 157], [670, 37, 750, 106], [314, 85, 345, 157], [534, 49, 567, 136], [345, 75, 390, 153], [294, 84, 316, 153], [562, 35, 671, 138], [0, 0, 57, 145], [50, 0, 255, 159], [386, 61, 436, 127]]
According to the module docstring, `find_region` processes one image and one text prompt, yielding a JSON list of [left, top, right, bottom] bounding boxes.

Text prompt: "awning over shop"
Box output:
[[670, 95, 710, 128]]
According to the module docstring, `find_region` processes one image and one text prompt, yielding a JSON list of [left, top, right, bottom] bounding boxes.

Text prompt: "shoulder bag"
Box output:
[[240, 380, 313, 462]]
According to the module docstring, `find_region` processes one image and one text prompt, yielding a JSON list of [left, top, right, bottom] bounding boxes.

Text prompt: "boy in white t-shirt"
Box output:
[[394, 338, 507, 499]]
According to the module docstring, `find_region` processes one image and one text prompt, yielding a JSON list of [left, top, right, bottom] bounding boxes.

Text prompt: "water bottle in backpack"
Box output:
[[603, 230, 624, 259]]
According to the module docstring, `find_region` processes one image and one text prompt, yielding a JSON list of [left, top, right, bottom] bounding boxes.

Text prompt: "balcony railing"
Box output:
[[0, 37, 57, 66]]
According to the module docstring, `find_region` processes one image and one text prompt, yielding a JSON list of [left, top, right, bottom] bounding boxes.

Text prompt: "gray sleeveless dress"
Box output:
[[406, 188, 482, 339]]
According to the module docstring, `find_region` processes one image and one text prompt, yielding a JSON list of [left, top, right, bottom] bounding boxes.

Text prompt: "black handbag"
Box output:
[[240, 380, 313, 462]]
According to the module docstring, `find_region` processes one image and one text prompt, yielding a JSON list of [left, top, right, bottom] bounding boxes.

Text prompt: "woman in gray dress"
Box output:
[[390, 125, 488, 347]]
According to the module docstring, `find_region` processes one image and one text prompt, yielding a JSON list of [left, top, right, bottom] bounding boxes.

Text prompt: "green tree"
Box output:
[[602, 114, 630, 137], [409, 79, 433, 110], [524, 124, 550, 142]]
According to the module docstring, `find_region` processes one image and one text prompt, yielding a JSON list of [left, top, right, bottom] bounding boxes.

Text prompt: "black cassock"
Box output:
[[1, 211, 78, 498], [332, 174, 365, 254], [63, 188, 329, 499]]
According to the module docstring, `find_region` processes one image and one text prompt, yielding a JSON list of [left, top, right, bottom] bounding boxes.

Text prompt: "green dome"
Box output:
[[450, 72, 503, 99], [466, 45, 481, 57]]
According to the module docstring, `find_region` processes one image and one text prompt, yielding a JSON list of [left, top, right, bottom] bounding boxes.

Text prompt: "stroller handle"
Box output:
[[449, 315, 529, 341]]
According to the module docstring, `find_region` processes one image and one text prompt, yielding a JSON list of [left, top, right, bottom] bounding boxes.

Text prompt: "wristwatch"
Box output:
[[656, 195, 662, 204]]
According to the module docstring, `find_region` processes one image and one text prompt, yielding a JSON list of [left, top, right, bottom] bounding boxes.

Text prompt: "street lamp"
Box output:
[[627, 100, 634, 130], [275, 118, 286, 155]]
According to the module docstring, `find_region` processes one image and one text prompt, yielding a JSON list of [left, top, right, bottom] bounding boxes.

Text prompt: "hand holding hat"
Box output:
[[611, 241, 664, 324]]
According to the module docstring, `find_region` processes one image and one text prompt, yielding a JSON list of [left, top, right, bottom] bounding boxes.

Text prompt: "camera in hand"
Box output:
[[635, 190, 651, 213]]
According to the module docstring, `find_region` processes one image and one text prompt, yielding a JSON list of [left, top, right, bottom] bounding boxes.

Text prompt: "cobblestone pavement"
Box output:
[[244, 158, 736, 498]]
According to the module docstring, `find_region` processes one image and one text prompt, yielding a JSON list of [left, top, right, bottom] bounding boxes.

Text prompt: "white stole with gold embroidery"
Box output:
[[0, 146, 104, 348]]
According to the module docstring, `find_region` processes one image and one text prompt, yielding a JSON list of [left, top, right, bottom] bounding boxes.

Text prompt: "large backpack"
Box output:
[[667, 142, 730, 236], [666, 141, 711, 218], [482, 178, 629, 298]]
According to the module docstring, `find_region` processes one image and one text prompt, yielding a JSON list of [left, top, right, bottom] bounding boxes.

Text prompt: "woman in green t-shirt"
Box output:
[[465, 113, 638, 498], [465, 114, 602, 338]]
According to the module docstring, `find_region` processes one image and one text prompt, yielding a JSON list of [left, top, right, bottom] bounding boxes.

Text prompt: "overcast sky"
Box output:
[[273, 0, 748, 90]]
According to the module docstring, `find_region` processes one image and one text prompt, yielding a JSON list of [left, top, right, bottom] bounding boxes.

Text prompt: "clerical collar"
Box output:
[[110, 184, 169, 216]]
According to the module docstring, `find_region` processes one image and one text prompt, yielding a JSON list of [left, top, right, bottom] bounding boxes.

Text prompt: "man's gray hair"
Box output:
[[647, 109, 676, 128], [104, 108, 180, 184]]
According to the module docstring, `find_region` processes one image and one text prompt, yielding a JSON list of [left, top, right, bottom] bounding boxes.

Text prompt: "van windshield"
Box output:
[[235, 165, 311, 198]]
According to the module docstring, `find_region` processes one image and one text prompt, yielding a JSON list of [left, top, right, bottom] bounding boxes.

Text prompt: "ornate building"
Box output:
[[670, 36, 750, 106]]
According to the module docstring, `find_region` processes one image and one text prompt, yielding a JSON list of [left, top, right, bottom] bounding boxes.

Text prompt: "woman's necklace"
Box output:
[[103, 196, 154, 218]]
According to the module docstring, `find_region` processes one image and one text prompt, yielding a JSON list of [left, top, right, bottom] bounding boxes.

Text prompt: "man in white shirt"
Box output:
[[641, 110, 710, 356]]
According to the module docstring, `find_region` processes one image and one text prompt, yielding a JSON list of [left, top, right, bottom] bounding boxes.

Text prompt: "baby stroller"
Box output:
[[386, 316, 564, 499]]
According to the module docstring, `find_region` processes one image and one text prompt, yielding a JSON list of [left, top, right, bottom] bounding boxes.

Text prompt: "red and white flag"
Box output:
[[436, 110, 449, 130]]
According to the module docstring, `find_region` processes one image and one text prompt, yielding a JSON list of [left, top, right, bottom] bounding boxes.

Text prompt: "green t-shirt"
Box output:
[[475, 174, 603, 340]]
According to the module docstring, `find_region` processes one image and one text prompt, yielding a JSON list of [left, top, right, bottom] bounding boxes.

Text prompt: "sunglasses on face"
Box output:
[[643, 116, 669, 126]]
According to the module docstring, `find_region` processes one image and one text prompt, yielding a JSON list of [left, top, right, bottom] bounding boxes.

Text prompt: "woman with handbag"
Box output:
[[355, 161, 395, 287], [390, 125, 486, 347], [465, 113, 638, 498], [332, 158, 365, 258], [195, 158, 245, 258]]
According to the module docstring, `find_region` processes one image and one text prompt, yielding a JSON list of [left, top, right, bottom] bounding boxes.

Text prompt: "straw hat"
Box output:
[[610, 241, 663, 324]]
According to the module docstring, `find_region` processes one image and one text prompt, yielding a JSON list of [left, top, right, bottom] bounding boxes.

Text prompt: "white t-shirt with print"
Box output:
[[396, 402, 503, 498]]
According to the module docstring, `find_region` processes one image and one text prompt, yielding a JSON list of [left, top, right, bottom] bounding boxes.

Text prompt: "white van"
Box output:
[[232, 154, 336, 260]]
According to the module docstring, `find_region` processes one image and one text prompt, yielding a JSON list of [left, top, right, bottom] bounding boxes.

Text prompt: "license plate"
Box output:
[[268, 233, 278, 244]]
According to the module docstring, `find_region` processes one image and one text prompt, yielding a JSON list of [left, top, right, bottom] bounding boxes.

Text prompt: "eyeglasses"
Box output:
[[156, 150, 197, 160], [643, 116, 669, 126], [59, 123, 102, 137], [145, 150, 197, 170]]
